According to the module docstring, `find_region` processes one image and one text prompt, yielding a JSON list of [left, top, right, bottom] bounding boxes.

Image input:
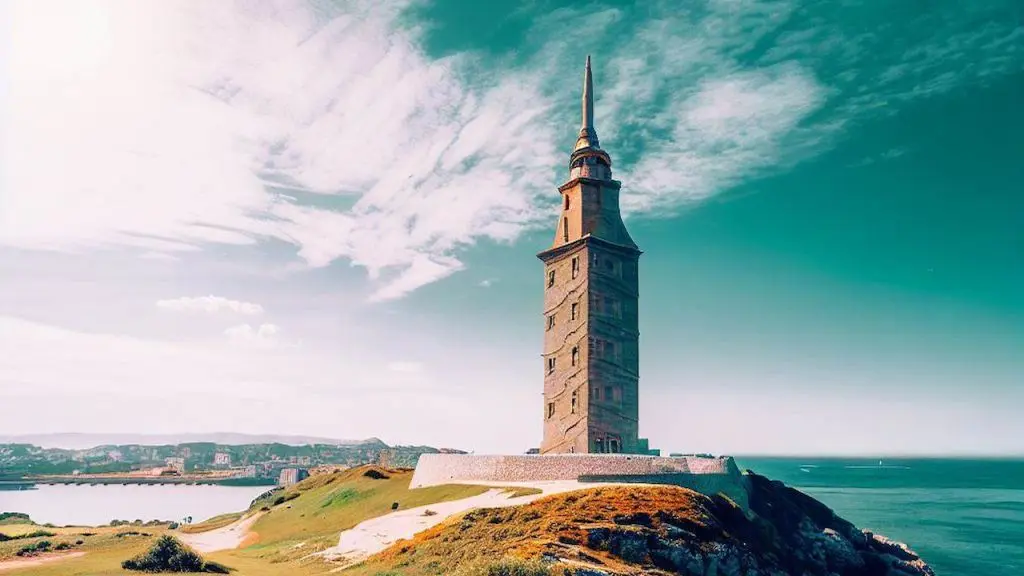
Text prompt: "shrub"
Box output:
[[23, 530, 56, 539], [0, 512, 31, 523], [0, 533, 9, 542], [121, 535, 231, 573], [55, 542, 71, 551]]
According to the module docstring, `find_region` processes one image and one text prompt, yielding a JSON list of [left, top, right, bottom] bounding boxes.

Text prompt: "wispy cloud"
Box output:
[[2, 0, 1018, 300], [157, 296, 264, 316], [224, 322, 282, 347]]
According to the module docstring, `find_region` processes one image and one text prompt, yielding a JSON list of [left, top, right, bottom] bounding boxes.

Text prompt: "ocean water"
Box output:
[[0, 484, 269, 526], [736, 457, 1024, 576]]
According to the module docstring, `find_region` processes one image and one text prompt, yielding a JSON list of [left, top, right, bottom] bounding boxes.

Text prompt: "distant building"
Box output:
[[179, 446, 192, 459], [296, 455, 311, 467], [213, 452, 232, 467], [237, 465, 257, 478], [164, 457, 185, 473], [278, 468, 309, 487]]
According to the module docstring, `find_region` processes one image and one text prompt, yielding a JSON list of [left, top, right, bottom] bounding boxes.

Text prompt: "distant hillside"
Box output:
[[0, 433, 377, 450]]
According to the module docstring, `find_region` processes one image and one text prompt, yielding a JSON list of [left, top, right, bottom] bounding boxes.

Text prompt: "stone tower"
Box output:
[[538, 56, 642, 455]]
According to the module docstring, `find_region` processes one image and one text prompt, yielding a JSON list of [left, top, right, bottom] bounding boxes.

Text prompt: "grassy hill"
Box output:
[[0, 466, 492, 575]]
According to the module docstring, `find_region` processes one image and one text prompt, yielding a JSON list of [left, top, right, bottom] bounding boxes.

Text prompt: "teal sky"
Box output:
[[0, 0, 1021, 455]]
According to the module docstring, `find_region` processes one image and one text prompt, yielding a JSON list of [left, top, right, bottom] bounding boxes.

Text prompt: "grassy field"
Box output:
[[0, 466, 497, 575]]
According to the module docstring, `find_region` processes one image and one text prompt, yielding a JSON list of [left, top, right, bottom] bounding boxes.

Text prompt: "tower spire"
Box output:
[[575, 55, 599, 152]]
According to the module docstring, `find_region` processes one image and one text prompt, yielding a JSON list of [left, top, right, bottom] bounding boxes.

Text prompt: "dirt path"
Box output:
[[319, 480, 606, 570], [177, 512, 264, 553], [0, 551, 86, 572]]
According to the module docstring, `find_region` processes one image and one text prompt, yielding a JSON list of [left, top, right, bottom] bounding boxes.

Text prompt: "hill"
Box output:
[[351, 473, 934, 576], [0, 433, 378, 449]]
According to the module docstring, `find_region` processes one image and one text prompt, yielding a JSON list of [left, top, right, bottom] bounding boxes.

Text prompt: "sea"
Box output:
[[736, 457, 1024, 576], [1, 458, 1021, 575]]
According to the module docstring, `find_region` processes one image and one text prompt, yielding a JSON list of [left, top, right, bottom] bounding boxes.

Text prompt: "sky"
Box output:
[[0, 0, 1021, 456]]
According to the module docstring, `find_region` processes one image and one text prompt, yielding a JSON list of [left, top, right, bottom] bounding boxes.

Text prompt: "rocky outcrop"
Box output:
[[369, 472, 934, 576], [577, 473, 934, 576]]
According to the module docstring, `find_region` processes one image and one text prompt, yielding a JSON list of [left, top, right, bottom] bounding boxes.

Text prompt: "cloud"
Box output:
[[622, 63, 827, 212], [224, 323, 281, 346], [157, 296, 264, 316], [2, 0, 1018, 300]]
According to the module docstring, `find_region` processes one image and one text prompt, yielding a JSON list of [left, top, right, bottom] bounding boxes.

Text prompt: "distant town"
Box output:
[[0, 439, 465, 488]]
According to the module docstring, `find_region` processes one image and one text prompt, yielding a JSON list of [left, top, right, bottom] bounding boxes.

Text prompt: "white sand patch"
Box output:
[[177, 512, 264, 553], [319, 480, 615, 569], [0, 551, 86, 572]]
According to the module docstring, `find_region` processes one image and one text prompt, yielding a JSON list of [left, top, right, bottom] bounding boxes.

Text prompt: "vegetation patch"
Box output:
[[502, 487, 544, 499], [0, 512, 33, 525], [0, 529, 56, 541], [122, 535, 231, 573], [362, 466, 391, 480], [320, 487, 365, 509], [180, 513, 243, 534]]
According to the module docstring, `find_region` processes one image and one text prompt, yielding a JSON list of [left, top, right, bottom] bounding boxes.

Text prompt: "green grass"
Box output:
[[501, 487, 543, 498], [178, 513, 243, 534], [0, 466, 496, 575], [230, 467, 492, 564]]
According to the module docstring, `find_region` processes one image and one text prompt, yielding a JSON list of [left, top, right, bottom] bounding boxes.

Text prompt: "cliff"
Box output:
[[360, 472, 934, 576]]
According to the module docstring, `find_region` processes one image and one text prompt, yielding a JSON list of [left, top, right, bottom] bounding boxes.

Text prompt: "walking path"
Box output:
[[178, 512, 264, 553]]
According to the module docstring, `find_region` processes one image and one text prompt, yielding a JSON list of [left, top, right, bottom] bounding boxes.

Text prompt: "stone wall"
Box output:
[[411, 454, 748, 509]]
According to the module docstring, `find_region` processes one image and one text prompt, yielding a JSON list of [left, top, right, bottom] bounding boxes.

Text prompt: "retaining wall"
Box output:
[[411, 454, 748, 509]]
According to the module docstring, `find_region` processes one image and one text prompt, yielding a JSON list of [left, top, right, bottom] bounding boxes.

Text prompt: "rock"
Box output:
[[606, 527, 648, 564]]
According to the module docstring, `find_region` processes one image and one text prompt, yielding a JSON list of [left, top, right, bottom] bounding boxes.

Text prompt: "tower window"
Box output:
[[564, 195, 570, 210], [547, 402, 555, 419], [571, 256, 579, 279], [571, 390, 577, 414], [563, 217, 569, 242], [546, 315, 555, 331], [571, 302, 578, 320], [547, 357, 555, 374], [609, 438, 620, 453], [547, 270, 555, 288], [605, 385, 614, 403], [571, 346, 579, 366], [595, 438, 604, 453]]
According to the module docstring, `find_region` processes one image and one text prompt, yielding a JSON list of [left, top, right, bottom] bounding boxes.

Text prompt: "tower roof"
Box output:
[[573, 55, 600, 153]]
